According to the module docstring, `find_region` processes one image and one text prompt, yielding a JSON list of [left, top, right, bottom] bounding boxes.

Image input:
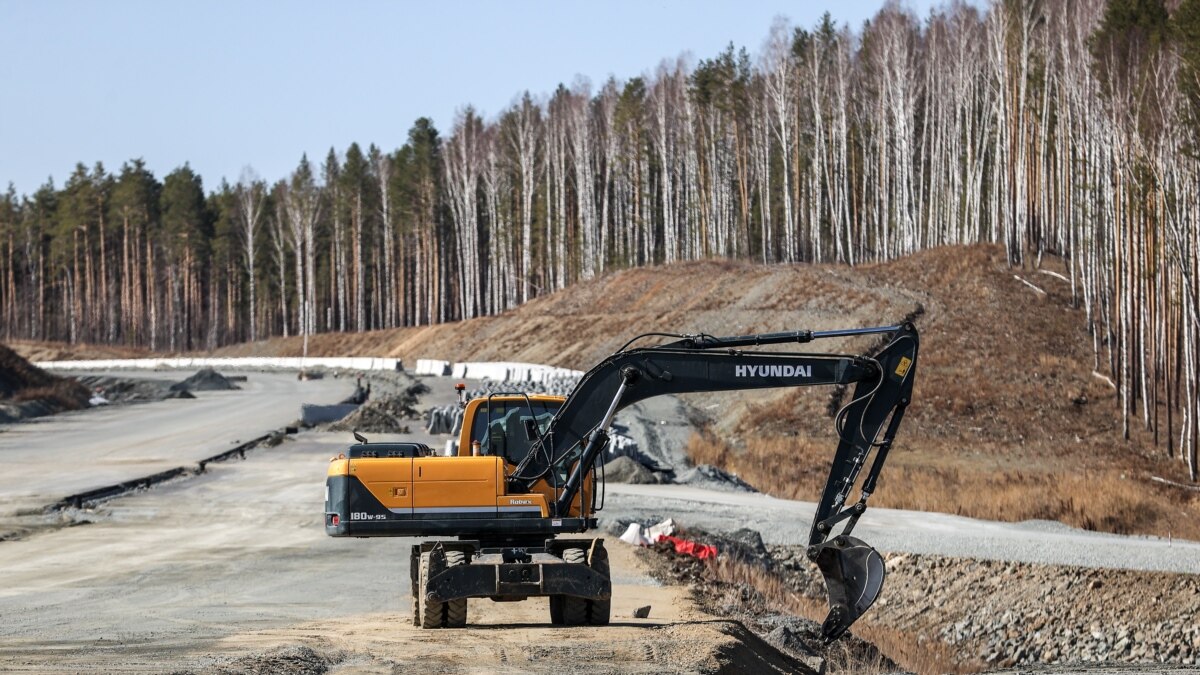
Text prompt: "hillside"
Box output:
[[18, 244, 1197, 538]]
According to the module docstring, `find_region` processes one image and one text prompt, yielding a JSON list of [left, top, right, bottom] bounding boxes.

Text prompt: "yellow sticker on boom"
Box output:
[[894, 356, 912, 377]]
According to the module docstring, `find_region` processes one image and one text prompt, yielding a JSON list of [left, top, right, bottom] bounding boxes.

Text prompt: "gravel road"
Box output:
[[601, 483, 1200, 574], [0, 371, 350, 524]]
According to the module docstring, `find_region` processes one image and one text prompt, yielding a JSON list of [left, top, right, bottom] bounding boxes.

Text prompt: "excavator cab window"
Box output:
[[471, 401, 559, 465]]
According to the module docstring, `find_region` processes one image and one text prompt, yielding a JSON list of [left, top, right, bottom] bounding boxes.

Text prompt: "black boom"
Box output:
[[508, 322, 919, 641]]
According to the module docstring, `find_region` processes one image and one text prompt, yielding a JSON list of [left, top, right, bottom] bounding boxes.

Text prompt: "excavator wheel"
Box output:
[[418, 552, 442, 628], [586, 545, 611, 626], [549, 547, 609, 626], [410, 550, 421, 626], [443, 550, 468, 627], [419, 549, 469, 628], [557, 548, 590, 624]]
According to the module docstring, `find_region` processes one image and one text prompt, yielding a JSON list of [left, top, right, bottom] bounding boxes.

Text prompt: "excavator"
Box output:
[[325, 322, 918, 641]]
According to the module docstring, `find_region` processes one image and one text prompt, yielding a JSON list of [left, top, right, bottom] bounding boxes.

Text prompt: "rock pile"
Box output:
[[766, 545, 1200, 668], [673, 464, 757, 492], [641, 524, 1200, 670]]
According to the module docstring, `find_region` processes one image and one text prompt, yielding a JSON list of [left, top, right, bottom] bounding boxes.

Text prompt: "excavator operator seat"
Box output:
[[485, 419, 507, 459], [502, 409, 533, 465]]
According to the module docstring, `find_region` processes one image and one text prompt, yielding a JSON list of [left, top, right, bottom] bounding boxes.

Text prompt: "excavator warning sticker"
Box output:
[[894, 356, 912, 377]]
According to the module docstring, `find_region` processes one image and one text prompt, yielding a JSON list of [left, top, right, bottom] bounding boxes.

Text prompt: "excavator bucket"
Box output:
[[810, 535, 886, 641]]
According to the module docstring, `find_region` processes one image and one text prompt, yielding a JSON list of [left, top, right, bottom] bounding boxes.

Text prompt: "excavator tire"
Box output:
[[419, 549, 469, 628], [420, 547, 470, 624], [411, 549, 421, 626], [419, 551, 443, 628], [443, 550, 468, 627], [586, 545, 611, 626], [553, 548, 590, 625]]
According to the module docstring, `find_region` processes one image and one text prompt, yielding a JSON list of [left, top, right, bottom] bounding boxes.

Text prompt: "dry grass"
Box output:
[[706, 558, 977, 674], [688, 431, 1200, 541], [6, 339, 151, 363]]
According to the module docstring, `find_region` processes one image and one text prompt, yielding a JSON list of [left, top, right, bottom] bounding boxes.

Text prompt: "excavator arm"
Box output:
[[510, 322, 919, 640]]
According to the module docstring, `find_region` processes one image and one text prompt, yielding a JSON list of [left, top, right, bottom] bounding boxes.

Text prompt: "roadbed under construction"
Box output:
[[0, 432, 809, 674]]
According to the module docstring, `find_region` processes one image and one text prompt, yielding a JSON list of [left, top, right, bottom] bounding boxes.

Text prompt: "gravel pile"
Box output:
[[74, 375, 189, 403], [637, 522, 1200, 670], [0, 343, 90, 422], [328, 382, 429, 433], [765, 545, 1200, 669], [640, 531, 900, 674], [601, 456, 660, 484], [170, 368, 240, 392]]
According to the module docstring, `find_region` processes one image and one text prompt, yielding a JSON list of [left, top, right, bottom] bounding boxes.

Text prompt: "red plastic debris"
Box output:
[[661, 535, 718, 560]]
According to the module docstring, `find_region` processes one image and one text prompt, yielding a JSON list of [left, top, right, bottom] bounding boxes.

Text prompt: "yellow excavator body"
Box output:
[[325, 394, 592, 526]]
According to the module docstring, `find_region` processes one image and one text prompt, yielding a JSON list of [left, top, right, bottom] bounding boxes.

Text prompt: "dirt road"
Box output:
[[0, 433, 803, 674], [0, 371, 350, 525]]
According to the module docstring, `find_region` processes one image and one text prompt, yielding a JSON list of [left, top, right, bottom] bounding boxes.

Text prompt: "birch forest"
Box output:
[[2, 0, 1200, 476]]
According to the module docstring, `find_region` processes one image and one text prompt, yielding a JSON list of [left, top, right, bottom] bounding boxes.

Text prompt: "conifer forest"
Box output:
[[2, 0, 1200, 475]]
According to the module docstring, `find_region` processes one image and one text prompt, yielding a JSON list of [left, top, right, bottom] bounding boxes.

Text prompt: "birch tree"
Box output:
[[235, 169, 264, 342]]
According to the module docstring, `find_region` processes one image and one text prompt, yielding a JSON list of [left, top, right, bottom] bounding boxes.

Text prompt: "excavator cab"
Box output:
[[466, 397, 559, 465]]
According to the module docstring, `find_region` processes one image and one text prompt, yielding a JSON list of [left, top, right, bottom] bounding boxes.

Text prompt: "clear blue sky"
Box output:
[[0, 0, 943, 197]]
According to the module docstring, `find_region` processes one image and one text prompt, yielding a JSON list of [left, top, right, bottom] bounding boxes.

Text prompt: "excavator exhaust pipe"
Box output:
[[809, 535, 886, 641]]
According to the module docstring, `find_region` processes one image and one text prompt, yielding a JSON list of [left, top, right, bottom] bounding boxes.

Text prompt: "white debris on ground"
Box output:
[[618, 518, 677, 546]]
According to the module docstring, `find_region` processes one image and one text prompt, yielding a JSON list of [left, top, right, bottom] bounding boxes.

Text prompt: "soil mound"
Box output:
[[170, 368, 239, 393], [1, 343, 66, 398], [0, 343, 89, 419]]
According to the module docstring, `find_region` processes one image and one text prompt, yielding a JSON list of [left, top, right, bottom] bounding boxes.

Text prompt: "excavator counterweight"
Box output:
[[325, 322, 918, 638]]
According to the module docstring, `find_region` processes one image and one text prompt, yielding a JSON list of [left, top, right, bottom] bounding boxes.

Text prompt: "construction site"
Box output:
[[2, 246, 1199, 674]]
